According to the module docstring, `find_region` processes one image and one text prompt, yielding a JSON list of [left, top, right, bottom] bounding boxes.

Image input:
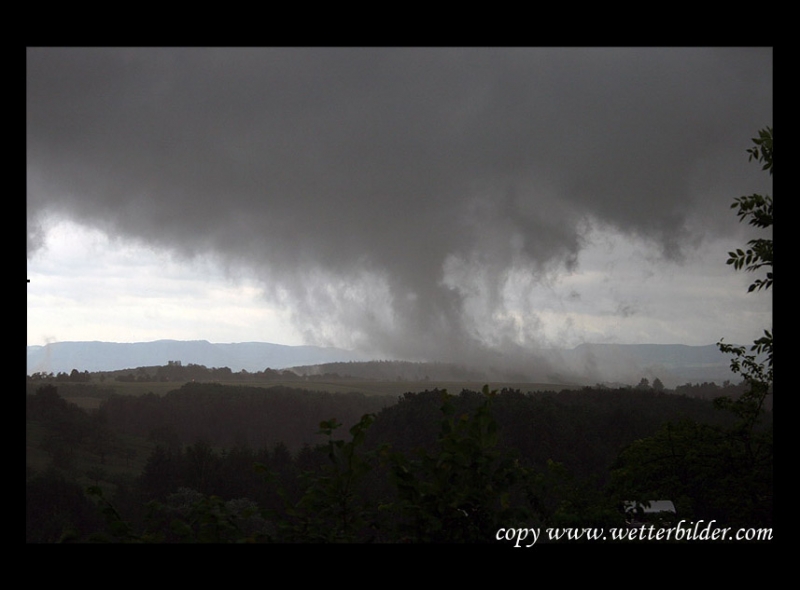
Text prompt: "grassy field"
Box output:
[[104, 378, 581, 397], [256, 379, 582, 397], [28, 378, 582, 411]]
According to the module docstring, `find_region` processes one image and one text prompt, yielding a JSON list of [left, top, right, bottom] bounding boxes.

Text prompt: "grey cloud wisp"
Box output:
[[27, 48, 773, 378]]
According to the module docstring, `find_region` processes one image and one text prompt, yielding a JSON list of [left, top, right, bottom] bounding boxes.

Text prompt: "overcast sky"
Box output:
[[27, 47, 772, 373]]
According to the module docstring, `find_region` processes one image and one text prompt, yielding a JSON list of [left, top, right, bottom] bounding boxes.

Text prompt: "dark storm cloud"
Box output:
[[26, 47, 772, 372]]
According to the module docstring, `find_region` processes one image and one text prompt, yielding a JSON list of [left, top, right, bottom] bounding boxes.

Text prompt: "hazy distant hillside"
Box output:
[[542, 343, 738, 387], [26, 339, 739, 387], [291, 344, 738, 387], [26, 340, 371, 375], [289, 360, 492, 382]]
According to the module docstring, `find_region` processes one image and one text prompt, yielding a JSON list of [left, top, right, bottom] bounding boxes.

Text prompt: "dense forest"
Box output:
[[26, 371, 771, 543]]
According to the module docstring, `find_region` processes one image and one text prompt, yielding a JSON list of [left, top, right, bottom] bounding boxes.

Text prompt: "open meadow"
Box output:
[[28, 378, 582, 410]]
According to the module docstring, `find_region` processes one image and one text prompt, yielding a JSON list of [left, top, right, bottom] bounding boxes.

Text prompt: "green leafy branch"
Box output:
[[746, 126, 773, 173], [727, 126, 772, 292], [384, 386, 538, 542], [278, 413, 380, 542]]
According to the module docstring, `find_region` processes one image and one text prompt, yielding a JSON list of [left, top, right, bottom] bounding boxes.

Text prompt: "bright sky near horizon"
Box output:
[[26, 217, 770, 353], [27, 48, 772, 374]]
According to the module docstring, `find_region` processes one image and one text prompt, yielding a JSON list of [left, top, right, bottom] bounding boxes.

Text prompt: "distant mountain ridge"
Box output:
[[26, 339, 372, 375], [26, 339, 739, 386]]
